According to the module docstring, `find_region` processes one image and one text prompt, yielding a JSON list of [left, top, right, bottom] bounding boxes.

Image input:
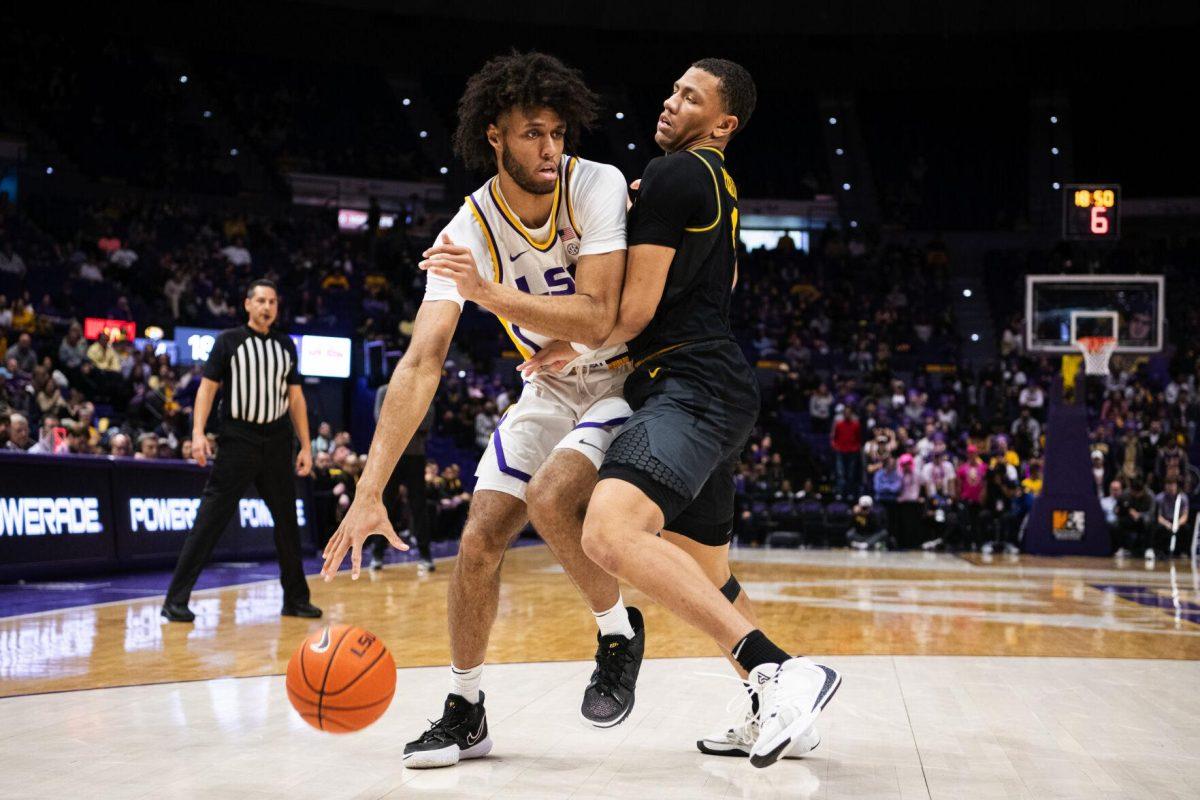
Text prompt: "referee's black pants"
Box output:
[[166, 426, 310, 606], [372, 454, 432, 562]]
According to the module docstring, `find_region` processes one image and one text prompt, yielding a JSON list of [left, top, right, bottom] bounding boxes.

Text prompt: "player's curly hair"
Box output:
[[452, 51, 600, 171]]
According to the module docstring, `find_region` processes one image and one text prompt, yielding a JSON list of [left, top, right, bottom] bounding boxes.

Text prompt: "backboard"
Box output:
[[1025, 274, 1164, 354]]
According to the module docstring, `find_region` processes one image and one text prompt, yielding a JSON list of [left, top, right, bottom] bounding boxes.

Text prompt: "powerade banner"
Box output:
[[0, 454, 118, 574], [0, 452, 315, 580]]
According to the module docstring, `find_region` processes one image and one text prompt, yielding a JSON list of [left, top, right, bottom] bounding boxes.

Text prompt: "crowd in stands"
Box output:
[[4, 177, 1199, 558]]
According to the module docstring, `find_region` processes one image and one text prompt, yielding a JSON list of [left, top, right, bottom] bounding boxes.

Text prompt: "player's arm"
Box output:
[[321, 300, 460, 580], [430, 242, 626, 348], [599, 244, 673, 346], [517, 243, 669, 376]]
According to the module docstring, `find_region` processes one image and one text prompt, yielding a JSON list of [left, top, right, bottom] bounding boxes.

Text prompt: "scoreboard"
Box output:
[[1063, 183, 1120, 241]]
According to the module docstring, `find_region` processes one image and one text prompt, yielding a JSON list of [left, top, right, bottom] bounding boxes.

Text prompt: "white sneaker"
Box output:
[[1144, 548, 1156, 561], [1114, 548, 1131, 559], [921, 538, 943, 551], [981, 542, 995, 556], [749, 658, 841, 769], [1003, 543, 1020, 555], [850, 540, 869, 551], [696, 677, 820, 759]]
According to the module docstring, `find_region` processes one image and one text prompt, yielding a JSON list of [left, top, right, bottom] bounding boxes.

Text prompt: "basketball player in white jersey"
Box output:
[[320, 52, 645, 769]]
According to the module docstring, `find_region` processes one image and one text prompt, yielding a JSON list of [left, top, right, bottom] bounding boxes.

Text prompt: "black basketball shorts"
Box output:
[[598, 370, 758, 546]]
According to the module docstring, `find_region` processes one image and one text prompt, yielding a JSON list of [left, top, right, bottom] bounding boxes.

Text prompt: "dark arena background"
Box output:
[[1, 2, 1198, 798]]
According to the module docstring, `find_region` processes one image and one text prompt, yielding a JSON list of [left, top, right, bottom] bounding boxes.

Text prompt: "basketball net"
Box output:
[[1074, 335, 1118, 376]]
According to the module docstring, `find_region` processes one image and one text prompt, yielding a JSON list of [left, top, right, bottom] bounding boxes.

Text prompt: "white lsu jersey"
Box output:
[[423, 155, 631, 373]]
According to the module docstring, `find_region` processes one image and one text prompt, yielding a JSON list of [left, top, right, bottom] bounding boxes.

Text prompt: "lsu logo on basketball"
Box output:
[[350, 631, 377, 657]]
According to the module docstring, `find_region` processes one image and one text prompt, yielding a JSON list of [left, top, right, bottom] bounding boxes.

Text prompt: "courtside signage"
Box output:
[[0, 497, 104, 536]]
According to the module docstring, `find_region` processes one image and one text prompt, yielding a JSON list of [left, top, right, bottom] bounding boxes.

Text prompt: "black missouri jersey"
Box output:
[[625, 146, 739, 363]]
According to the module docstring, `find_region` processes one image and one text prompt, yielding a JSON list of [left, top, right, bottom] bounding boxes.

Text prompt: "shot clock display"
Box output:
[[1063, 184, 1120, 240]]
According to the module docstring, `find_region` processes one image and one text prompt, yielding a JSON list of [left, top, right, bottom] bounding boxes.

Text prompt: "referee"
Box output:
[[162, 279, 322, 622]]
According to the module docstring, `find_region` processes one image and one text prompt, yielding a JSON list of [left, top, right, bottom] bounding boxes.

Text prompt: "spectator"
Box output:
[[78, 259, 105, 282], [0, 241, 27, 277], [311, 421, 334, 455], [8, 333, 37, 373], [955, 445, 988, 550], [205, 289, 233, 322], [1101, 478, 1124, 535], [862, 426, 895, 483], [27, 415, 59, 454], [58, 323, 88, 370], [1090, 450, 1109, 497], [87, 332, 122, 372], [846, 495, 889, 550], [1153, 476, 1189, 558], [831, 406, 863, 498], [920, 447, 955, 500], [894, 453, 924, 548], [2, 412, 28, 450], [55, 421, 91, 455], [809, 382, 833, 433], [1010, 407, 1041, 461], [1116, 477, 1156, 561], [33, 367, 68, 418], [9, 298, 35, 333], [1020, 459, 1043, 497], [107, 432, 132, 457], [1155, 435, 1189, 488], [135, 432, 159, 459], [1018, 382, 1046, 420], [221, 237, 252, 266], [473, 400, 498, 450], [163, 271, 189, 320]]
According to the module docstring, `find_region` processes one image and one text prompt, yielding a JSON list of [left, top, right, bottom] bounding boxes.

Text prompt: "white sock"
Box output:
[[593, 595, 635, 639], [450, 663, 483, 704]]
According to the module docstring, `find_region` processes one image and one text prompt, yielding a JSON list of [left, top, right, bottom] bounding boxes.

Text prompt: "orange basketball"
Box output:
[[285, 624, 396, 733]]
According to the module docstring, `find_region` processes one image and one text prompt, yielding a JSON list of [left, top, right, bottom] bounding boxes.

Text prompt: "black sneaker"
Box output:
[[160, 602, 195, 623], [580, 606, 645, 727], [403, 692, 492, 769], [280, 601, 322, 618]]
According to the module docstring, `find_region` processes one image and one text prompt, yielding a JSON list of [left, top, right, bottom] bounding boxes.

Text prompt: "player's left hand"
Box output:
[[420, 233, 486, 302], [517, 340, 576, 378], [295, 448, 312, 477]]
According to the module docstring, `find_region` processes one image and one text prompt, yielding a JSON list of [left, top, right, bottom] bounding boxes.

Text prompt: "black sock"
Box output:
[[732, 629, 791, 674]]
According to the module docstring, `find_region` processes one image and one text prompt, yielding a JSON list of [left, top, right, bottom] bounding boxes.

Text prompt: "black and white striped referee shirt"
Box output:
[[202, 325, 301, 429]]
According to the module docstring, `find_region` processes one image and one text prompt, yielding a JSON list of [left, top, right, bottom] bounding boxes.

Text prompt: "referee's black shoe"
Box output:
[[160, 602, 195, 623], [581, 606, 645, 727], [281, 600, 323, 618]]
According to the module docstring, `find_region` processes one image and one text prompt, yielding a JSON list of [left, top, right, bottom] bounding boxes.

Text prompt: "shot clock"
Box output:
[[1063, 184, 1120, 240]]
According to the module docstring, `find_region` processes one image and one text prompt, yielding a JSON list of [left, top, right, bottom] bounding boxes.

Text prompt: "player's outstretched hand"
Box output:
[[517, 340, 576, 379], [420, 233, 486, 301], [321, 495, 408, 581]]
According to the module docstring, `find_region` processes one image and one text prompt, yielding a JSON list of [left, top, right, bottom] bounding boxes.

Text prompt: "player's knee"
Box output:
[[458, 524, 508, 572], [581, 513, 622, 573], [526, 474, 585, 532]]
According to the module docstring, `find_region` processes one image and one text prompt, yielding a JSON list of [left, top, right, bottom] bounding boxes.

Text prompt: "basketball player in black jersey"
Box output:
[[522, 59, 841, 768]]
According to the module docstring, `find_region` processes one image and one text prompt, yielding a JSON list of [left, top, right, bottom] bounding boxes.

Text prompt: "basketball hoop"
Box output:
[[1075, 335, 1118, 376]]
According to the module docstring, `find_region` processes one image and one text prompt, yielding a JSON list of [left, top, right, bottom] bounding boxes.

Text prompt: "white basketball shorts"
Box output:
[[474, 365, 631, 501]]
